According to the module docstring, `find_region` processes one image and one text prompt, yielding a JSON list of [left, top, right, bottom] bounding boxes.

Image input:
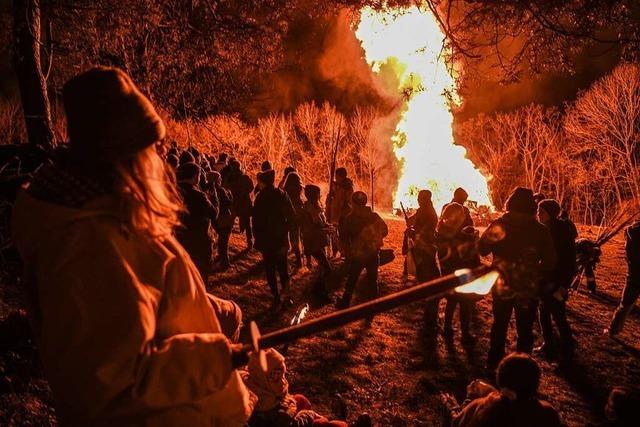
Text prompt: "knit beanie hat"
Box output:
[[63, 67, 165, 161], [538, 199, 561, 219], [257, 169, 276, 185], [505, 187, 537, 214], [352, 191, 367, 206]]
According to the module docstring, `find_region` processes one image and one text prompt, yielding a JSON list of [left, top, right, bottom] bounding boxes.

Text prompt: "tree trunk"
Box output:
[[12, 0, 54, 149]]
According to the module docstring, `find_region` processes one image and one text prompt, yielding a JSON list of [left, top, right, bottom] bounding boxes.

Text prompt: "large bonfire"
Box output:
[[355, 5, 491, 211]]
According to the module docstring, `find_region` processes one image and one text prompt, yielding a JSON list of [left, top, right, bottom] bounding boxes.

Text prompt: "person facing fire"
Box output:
[[337, 191, 388, 309], [436, 202, 481, 343], [11, 67, 253, 425], [252, 168, 297, 311], [442, 187, 473, 228], [479, 187, 556, 370], [208, 170, 234, 269], [535, 199, 577, 361], [283, 171, 304, 268], [410, 190, 441, 336], [225, 158, 255, 250], [300, 184, 333, 300], [176, 161, 219, 280], [327, 167, 354, 258]]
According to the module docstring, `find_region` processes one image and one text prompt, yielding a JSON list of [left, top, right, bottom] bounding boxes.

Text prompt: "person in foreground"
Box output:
[[452, 353, 561, 427], [11, 67, 253, 426]]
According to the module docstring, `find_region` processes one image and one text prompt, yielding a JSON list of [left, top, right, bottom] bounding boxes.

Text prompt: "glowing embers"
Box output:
[[454, 269, 501, 295], [355, 6, 491, 211]]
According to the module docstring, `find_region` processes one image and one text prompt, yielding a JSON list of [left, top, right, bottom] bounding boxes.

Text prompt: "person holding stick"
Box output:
[[326, 167, 354, 259]]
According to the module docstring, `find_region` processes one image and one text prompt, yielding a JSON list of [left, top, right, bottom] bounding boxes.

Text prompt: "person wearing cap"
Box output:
[[536, 198, 577, 361], [11, 67, 254, 426], [479, 187, 557, 370], [337, 191, 388, 309], [442, 187, 473, 228], [175, 161, 219, 280], [452, 353, 561, 427], [252, 168, 297, 310], [224, 159, 255, 250]]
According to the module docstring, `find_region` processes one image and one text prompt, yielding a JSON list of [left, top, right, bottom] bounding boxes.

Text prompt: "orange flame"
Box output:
[[454, 269, 500, 295], [355, 6, 491, 211]]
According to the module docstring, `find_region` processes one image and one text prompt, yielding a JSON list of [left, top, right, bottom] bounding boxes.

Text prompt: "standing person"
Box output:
[[327, 167, 354, 259], [442, 187, 473, 228], [214, 152, 228, 172], [536, 199, 577, 360], [176, 162, 219, 280], [337, 191, 388, 309], [252, 169, 297, 311], [284, 171, 304, 268], [606, 220, 640, 337], [300, 184, 333, 300], [278, 165, 296, 189], [437, 202, 481, 343], [480, 187, 556, 370], [208, 171, 234, 269], [11, 67, 253, 425], [225, 159, 254, 250], [411, 190, 441, 336]]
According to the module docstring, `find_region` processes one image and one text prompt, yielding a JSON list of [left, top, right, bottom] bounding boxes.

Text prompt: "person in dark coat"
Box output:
[[437, 202, 482, 343], [409, 190, 441, 336], [442, 187, 473, 228], [252, 169, 296, 310], [284, 172, 304, 268], [327, 167, 354, 258], [452, 353, 561, 427], [607, 220, 640, 336], [480, 187, 557, 369], [299, 184, 332, 299], [337, 191, 388, 309], [536, 199, 577, 360], [224, 159, 254, 250], [175, 162, 219, 280], [278, 165, 296, 189], [207, 171, 234, 269]]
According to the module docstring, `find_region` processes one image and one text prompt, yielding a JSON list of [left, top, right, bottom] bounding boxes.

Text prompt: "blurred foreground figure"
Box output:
[[337, 191, 388, 309], [452, 353, 561, 427], [607, 220, 640, 336], [11, 67, 253, 426], [480, 187, 556, 370]]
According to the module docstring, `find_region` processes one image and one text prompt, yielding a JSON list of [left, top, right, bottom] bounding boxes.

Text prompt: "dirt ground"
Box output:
[[1, 216, 639, 426]]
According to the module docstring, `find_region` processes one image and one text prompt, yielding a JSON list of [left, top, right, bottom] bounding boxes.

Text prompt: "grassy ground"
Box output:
[[1, 216, 639, 426]]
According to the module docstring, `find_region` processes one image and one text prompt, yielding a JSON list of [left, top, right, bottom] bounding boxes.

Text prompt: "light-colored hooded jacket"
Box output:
[[12, 190, 254, 426]]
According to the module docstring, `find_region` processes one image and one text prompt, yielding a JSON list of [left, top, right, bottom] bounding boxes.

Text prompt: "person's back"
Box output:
[[341, 204, 388, 261], [548, 217, 578, 285], [253, 185, 295, 253]]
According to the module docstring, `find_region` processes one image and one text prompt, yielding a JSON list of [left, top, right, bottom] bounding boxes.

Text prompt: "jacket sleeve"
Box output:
[[40, 228, 236, 415], [538, 225, 557, 273], [478, 221, 499, 256]]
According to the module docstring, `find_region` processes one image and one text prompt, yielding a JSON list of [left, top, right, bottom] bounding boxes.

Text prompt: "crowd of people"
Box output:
[[8, 67, 640, 426]]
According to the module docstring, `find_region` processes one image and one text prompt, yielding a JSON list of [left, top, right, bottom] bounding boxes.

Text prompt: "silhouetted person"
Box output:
[[442, 187, 473, 228], [176, 162, 218, 280], [179, 149, 195, 166], [11, 67, 251, 425], [166, 153, 179, 170], [300, 184, 332, 299], [607, 220, 640, 336], [283, 171, 304, 268], [453, 353, 561, 427], [409, 190, 441, 336], [338, 191, 388, 309], [252, 168, 296, 310], [278, 165, 296, 189], [327, 167, 354, 258], [208, 171, 234, 269], [224, 159, 254, 249], [480, 187, 556, 369], [536, 199, 576, 360], [437, 202, 481, 343]]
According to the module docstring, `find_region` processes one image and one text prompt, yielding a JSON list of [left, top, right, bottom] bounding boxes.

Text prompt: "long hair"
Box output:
[[113, 146, 183, 238]]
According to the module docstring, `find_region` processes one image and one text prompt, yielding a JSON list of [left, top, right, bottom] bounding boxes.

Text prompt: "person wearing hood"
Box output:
[[277, 165, 296, 189], [479, 187, 556, 370], [436, 202, 481, 343], [535, 199, 577, 361], [442, 187, 473, 228], [327, 167, 354, 258], [224, 159, 254, 250], [252, 168, 297, 310], [175, 161, 219, 280], [337, 191, 388, 309], [283, 171, 304, 268], [452, 353, 561, 427], [11, 67, 254, 426]]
